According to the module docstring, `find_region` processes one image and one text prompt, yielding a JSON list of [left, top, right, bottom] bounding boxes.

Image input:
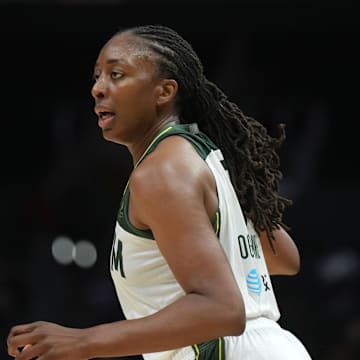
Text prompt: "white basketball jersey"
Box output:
[[110, 124, 280, 360]]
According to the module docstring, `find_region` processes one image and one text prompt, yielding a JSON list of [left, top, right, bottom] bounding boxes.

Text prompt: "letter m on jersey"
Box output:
[[111, 239, 126, 278]]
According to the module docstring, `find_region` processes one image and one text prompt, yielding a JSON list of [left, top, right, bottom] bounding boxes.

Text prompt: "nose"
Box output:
[[91, 77, 107, 99]]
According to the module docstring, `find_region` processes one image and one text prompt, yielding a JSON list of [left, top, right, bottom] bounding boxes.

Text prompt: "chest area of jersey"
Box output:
[[110, 223, 175, 284]]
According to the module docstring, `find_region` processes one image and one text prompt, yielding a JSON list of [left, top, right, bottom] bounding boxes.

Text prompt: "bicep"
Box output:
[[130, 165, 241, 300], [260, 227, 301, 276]]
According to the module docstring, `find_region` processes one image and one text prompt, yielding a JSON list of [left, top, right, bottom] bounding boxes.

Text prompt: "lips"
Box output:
[[95, 106, 116, 129], [98, 113, 115, 129]]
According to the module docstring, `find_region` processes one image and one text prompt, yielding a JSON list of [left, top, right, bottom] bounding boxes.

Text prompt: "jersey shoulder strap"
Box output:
[[137, 122, 218, 166], [117, 123, 219, 239]]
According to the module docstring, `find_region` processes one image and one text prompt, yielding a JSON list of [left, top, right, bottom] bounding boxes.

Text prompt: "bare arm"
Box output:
[[95, 139, 245, 355], [8, 137, 245, 360], [259, 227, 300, 276]]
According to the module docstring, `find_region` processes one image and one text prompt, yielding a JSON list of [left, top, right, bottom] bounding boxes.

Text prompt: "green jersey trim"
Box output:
[[214, 210, 220, 236], [193, 337, 225, 360], [117, 123, 221, 239], [121, 189, 154, 239]]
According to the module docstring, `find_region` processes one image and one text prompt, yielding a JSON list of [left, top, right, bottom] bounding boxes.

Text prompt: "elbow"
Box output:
[[288, 251, 301, 275], [223, 297, 246, 336], [283, 256, 301, 275], [275, 243, 301, 276], [231, 317, 246, 336], [268, 257, 300, 276], [289, 259, 301, 275], [230, 306, 246, 336], [266, 227, 302, 276]]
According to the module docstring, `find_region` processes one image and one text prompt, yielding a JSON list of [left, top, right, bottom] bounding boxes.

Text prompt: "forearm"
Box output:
[[84, 292, 244, 358]]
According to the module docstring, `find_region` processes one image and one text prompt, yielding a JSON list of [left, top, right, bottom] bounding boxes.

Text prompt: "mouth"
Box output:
[[95, 107, 116, 129], [97, 111, 115, 129], [98, 111, 115, 120]]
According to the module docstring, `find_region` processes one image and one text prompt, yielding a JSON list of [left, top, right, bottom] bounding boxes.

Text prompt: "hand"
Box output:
[[7, 321, 89, 360]]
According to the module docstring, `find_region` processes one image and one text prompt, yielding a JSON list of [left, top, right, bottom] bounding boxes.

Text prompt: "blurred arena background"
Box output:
[[0, 1, 359, 359]]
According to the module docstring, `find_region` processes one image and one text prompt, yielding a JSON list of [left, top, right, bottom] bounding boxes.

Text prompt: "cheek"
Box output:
[[120, 87, 156, 113], [111, 79, 158, 119]]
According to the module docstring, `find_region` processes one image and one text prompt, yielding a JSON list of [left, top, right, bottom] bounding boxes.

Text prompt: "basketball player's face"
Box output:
[[91, 33, 162, 145]]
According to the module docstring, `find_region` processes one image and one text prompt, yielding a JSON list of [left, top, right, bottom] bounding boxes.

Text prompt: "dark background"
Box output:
[[1, 1, 359, 359]]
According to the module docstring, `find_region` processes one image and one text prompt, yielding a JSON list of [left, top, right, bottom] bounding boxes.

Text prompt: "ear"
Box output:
[[155, 79, 178, 106]]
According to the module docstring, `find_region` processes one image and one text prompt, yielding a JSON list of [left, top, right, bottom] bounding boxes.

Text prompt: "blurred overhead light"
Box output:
[[51, 236, 74, 266], [51, 236, 97, 268], [73, 240, 97, 268]]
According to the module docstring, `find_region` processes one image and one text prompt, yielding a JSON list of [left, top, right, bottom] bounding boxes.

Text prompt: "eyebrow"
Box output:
[[94, 58, 128, 70]]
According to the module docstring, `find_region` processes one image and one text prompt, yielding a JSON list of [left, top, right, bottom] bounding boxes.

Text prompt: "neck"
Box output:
[[130, 113, 180, 168]]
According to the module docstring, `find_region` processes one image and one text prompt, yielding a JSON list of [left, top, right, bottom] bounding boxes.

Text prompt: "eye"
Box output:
[[111, 71, 123, 80]]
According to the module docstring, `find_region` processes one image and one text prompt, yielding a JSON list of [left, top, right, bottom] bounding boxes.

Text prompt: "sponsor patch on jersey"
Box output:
[[247, 268, 262, 296]]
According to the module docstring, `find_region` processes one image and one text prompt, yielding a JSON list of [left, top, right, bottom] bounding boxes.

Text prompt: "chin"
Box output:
[[102, 128, 114, 140], [102, 129, 125, 145]]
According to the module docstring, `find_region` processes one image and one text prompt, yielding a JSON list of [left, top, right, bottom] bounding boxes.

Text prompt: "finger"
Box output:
[[16, 343, 41, 360], [8, 341, 20, 357], [14, 344, 31, 360], [8, 323, 37, 337], [8, 333, 36, 357], [7, 346, 20, 358], [23, 344, 32, 351], [8, 323, 38, 357]]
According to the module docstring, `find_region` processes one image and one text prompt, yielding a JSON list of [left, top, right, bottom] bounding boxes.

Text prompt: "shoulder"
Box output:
[[129, 135, 210, 200]]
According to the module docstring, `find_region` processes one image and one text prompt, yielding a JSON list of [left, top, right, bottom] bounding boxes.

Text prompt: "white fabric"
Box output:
[[224, 317, 312, 359]]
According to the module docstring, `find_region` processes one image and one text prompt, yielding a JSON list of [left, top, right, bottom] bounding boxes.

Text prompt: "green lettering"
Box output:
[[238, 235, 248, 259], [111, 239, 125, 278]]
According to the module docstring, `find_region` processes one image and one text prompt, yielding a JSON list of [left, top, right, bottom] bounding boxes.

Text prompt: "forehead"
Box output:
[[96, 32, 156, 66]]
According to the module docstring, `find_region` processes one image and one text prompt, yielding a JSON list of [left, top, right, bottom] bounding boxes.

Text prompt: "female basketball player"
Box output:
[[7, 25, 312, 359]]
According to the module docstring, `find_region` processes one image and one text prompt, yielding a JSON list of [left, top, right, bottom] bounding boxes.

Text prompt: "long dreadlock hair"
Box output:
[[116, 24, 292, 250]]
